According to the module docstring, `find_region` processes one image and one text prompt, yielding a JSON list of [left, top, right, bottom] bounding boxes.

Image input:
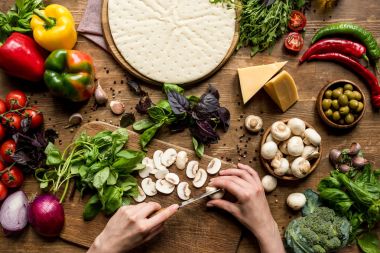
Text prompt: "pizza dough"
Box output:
[[108, 0, 236, 84]]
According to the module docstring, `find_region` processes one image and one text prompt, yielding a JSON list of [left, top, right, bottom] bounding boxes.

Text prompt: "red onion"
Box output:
[[0, 191, 28, 234], [28, 194, 64, 237]]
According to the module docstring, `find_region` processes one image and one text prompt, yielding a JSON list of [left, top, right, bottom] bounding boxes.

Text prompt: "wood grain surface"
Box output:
[[101, 0, 240, 87], [0, 0, 379, 252], [60, 122, 242, 252]]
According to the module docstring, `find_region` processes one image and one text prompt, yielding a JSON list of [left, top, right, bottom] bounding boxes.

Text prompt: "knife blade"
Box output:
[[178, 188, 221, 208]]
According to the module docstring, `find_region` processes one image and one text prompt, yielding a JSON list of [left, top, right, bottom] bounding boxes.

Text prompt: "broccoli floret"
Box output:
[[312, 245, 326, 253], [325, 237, 342, 251]]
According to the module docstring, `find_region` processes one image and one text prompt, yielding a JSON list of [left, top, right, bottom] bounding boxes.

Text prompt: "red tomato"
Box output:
[[23, 108, 44, 129], [288, 10, 307, 32], [0, 124, 6, 142], [5, 90, 28, 110], [0, 161, 5, 172], [0, 182, 7, 201], [1, 166, 24, 188], [0, 139, 16, 164], [0, 99, 6, 114], [284, 32, 304, 53], [2, 112, 22, 130]]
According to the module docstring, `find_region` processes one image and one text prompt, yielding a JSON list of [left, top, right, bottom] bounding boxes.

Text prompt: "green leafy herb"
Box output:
[[357, 232, 380, 253], [192, 137, 204, 158], [120, 113, 135, 128]]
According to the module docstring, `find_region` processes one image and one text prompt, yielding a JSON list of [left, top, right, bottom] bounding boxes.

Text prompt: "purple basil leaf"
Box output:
[[12, 151, 31, 165], [217, 107, 230, 132], [127, 78, 146, 96], [190, 120, 219, 145], [135, 94, 152, 114], [207, 84, 220, 100], [168, 119, 188, 133], [168, 91, 189, 115], [198, 93, 219, 113], [21, 117, 31, 133]]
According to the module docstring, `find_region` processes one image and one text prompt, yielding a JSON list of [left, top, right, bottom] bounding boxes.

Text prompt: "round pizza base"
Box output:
[[102, 0, 239, 86]]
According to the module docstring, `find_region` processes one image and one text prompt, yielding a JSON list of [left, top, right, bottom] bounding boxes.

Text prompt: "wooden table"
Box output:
[[0, 0, 379, 252]]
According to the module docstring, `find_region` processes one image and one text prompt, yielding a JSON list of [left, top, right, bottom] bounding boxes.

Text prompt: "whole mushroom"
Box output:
[[287, 136, 304, 157], [261, 141, 278, 160], [287, 193, 307, 210], [287, 118, 306, 136], [261, 175, 277, 192], [245, 115, 263, 133], [271, 121, 291, 141], [303, 128, 321, 146], [273, 158, 290, 176], [291, 157, 311, 178]]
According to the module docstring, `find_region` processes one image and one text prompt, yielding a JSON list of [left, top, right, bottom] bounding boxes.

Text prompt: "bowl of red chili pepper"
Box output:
[[317, 80, 366, 129]]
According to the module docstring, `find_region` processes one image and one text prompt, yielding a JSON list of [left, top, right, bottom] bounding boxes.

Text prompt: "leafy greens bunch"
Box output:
[[133, 83, 230, 158], [36, 129, 146, 220]]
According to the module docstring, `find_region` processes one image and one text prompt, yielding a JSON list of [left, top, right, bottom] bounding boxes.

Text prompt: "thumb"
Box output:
[[207, 199, 239, 216]]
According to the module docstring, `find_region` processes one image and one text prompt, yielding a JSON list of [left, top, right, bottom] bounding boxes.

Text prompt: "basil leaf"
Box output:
[[103, 186, 123, 215], [140, 121, 164, 149], [163, 83, 184, 95], [192, 137, 204, 158], [44, 142, 62, 166], [133, 119, 155, 132], [107, 170, 118, 185], [147, 106, 167, 122], [118, 175, 138, 192], [357, 232, 380, 253], [167, 91, 189, 115], [187, 95, 200, 105], [156, 99, 172, 113], [83, 194, 102, 221], [120, 113, 135, 128], [93, 167, 110, 189]]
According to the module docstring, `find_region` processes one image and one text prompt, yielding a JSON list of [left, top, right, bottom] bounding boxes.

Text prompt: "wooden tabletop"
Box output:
[[0, 0, 379, 252]]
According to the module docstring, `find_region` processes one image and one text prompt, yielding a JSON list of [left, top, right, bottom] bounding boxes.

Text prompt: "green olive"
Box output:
[[339, 106, 350, 116], [345, 90, 355, 100], [349, 100, 359, 110], [345, 113, 355, 124], [339, 119, 345, 125], [332, 89, 342, 98], [332, 100, 340, 110], [324, 109, 333, 118], [338, 94, 349, 106], [324, 90, 333, 99], [332, 111, 341, 121], [337, 87, 344, 93], [322, 99, 332, 110], [344, 83, 354, 91], [356, 102, 364, 112], [352, 91, 362, 100]]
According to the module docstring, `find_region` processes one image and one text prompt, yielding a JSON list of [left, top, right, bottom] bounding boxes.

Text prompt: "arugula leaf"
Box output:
[[83, 194, 102, 221], [192, 137, 204, 158], [357, 232, 380, 253], [163, 83, 184, 95]]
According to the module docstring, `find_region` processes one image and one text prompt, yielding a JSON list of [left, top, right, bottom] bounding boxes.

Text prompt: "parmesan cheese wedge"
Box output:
[[238, 61, 287, 104]]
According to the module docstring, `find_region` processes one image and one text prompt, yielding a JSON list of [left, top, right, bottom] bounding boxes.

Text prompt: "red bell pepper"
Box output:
[[0, 33, 45, 82]]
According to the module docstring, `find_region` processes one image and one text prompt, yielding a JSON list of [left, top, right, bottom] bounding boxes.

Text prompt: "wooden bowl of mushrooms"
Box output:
[[260, 118, 322, 181]]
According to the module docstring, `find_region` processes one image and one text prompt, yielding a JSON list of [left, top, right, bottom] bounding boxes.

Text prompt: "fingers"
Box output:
[[138, 202, 162, 218], [143, 225, 164, 243], [146, 204, 178, 230], [209, 176, 245, 199], [237, 163, 261, 183], [207, 199, 240, 216], [219, 169, 256, 185]]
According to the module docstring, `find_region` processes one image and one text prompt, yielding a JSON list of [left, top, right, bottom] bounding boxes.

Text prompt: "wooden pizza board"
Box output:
[[101, 0, 240, 87], [60, 121, 243, 252]]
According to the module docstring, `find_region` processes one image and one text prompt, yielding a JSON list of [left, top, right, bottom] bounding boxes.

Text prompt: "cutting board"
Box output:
[[60, 122, 242, 253], [101, 0, 240, 87]]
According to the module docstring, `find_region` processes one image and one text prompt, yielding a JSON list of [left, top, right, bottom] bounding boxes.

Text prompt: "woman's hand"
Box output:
[[207, 163, 285, 253], [88, 202, 178, 253]]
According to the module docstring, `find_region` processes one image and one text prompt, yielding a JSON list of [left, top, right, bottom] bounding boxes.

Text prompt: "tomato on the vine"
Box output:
[[23, 108, 44, 129], [0, 99, 6, 114], [5, 90, 28, 110], [0, 182, 7, 201], [0, 139, 16, 164], [288, 10, 307, 32], [2, 112, 22, 130], [0, 124, 6, 142], [0, 161, 5, 172], [1, 165, 24, 188], [284, 32, 304, 53]]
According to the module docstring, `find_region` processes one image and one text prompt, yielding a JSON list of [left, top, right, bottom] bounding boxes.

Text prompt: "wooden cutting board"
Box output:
[[60, 121, 242, 252]]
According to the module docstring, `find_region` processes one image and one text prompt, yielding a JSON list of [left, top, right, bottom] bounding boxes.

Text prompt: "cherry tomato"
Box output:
[[0, 99, 6, 114], [2, 112, 22, 130], [0, 161, 5, 172], [0, 182, 7, 201], [0, 139, 16, 164], [284, 32, 304, 53], [0, 124, 6, 142], [1, 165, 24, 188], [5, 90, 28, 110], [288, 10, 307, 32], [23, 108, 44, 129]]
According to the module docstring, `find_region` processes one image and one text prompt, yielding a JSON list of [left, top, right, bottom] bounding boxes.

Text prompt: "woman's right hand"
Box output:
[[207, 163, 285, 253]]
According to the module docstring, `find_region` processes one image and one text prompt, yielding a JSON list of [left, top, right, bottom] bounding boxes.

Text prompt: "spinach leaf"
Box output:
[[140, 121, 164, 149], [133, 119, 155, 132], [83, 194, 102, 221], [44, 142, 62, 166], [192, 137, 204, 158], [168, 91, 189, 115], [319, 188, 353, 214], [93, 167, 110, 189], [357, 232, 380, 253], [163, 83, 184, 95]]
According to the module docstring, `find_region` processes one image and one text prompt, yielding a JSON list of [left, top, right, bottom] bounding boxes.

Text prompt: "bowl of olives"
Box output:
[[317, 80, 365, 129]]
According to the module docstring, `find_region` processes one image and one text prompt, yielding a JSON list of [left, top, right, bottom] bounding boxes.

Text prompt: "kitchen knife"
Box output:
[[178, 188, 221, 208]]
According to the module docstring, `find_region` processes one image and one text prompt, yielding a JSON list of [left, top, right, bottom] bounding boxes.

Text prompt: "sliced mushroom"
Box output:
[[273, 158, 290, 176], [207, 158, 222, 175], [287, 136, 304, 156], [161, 148, 177, 167], [205, 186, 224, 199], [156, 179, 175, 194], [193, 168, 207, 188], [177, 182, 191, 200], [133, 186, 146, 203], [291, 157, 311, 178], [175, 151, 188, 170], [139, 157, 153, 178], [141, 178, 157, 196], [165, 173, 180, 185], [304, 128, 321, 147], [271, 121, 291, 141], [261, 141, 278, 160], [244, 115, 263, 133], [153, 150, 167, 170], [287, 118, 306, 136], [154, 167, 169, 180], [186, 160, 199, 179]]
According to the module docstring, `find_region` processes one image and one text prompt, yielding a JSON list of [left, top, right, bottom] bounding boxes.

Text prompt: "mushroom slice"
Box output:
[[156, 179, 175, 194], [193, 168, 207, 188], [139, 157, 153, 178], [177, 182, 191, 200], [304, 128, 321, 147], [133, 186, 146, 203], [154, 167, 169, 180], [186, 160, 199, 179], [271, 121, 291, 141], [153, 150, 166, 170], [287, 136, 304, 157], [205, 186, 224, 199], [165, 173, 180, 185], [207, 158, 222, 175], [141, 178, 157, 196], [175, 151, 188, 170], [161, 148, 177, 167]]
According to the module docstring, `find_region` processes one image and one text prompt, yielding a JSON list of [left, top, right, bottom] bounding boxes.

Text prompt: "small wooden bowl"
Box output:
[[317, 80, 366, 129], [260, 119, 322, 181]]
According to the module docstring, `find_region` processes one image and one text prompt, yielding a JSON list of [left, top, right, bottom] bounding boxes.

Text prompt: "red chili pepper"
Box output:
[[0, 33, 45, 82], [300, 39, 369, 64], [308, 53, 380, 108]]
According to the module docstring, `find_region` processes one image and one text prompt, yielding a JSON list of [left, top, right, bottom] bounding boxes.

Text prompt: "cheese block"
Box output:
[[264, 70, 299, 112], [238, 61, 287, 104], [108, 0, 236, 84]]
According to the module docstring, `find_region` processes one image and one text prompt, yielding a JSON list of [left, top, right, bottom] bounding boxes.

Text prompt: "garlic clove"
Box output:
[[110, 100, 125, 115], [94, 82, 108, 105], [66, 113, 83, 128]]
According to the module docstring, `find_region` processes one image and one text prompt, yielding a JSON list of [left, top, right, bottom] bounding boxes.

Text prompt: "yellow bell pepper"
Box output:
[[31, 4, 77, 51]]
